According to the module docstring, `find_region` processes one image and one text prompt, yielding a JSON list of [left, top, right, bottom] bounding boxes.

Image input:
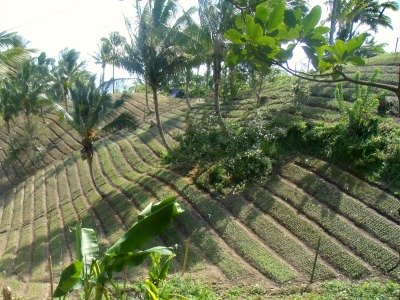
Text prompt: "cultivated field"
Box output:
[[0, 54, 399, 299]]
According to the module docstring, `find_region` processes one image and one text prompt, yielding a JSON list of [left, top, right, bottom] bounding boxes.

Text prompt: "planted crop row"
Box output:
[[73, 156, 123, 244], [220, 194, 336, 280], [0, 189, 15, 257], [153, 168, 298, 283], [244, 186, 370, 278], [2, 185, 24, 274], [265, 176, 400, 277], [97, 141, 202, 269], [113, 137, 264, 280], [64, 161, 97, 230], [44, 165, 71, 277], [54, 163, 80, 259], [13, 176, 34, 278], [281, 163, 400, 251], [296, 157, 400, 222], [31, 170, 49, 282]]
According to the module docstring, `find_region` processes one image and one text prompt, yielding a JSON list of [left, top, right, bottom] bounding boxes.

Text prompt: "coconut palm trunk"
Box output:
[[145, 81, 153, 112], [329, 0, 339, 44], [212, 44, 226, 129], [185, 67, 192, 109], [397, 65, 400, 116], [151, 85, 171, 151]]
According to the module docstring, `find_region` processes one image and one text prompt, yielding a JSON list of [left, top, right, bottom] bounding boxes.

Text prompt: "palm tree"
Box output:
[[198, 0, 236, 129], [123, 0, 196, 151], [92, 39, 112, 85], [119, 27, 154, 114], [54, 76, 138, 181], [52, 48, 85, 113], [101, 32, 126, 93], [0, 80, 21, 133], [0, 31, 30, 82], [335, 0, 399, 41], [1, 57, 53, 129]]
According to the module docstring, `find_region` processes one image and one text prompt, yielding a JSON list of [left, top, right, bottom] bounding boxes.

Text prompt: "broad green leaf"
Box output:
[[105, 197, 183, 257], [224, 29, 243, 44], [267, 3, 285, 31], [75, 223, 100, 274], [314, 26, 329, 36], [334, 39, 347, 58], [53, 260, 83, 298], [105, 247, 174, 273], [348, 56, 365, 66], [235, 16, 246, 29], [346, 33, 367, 54], [252, 23, 263, 40], [284, 10, 297, 28], [285, 27, 300, 40], [293, 8, 302, 20], [302, 6, 322, 31], [245, 15, 255, 35], [258, 36, 276, 46], [255, 5, 268, 22], [302, 46, 319, 69]]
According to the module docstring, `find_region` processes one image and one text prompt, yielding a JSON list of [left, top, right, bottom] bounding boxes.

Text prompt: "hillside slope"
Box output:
[[0, 54, 399, 298]]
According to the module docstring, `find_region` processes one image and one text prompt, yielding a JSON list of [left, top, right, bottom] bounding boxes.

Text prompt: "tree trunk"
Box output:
[[205, 61, 211, 95], [329, 0, 338, 45], [397, 65, 400, 116], [212, 46, 226, 129], [112, 62, 115, 93], [185, 67, 192, 109], [145, 81, 153, 113], [101, 63, 106, 85], [152, 86, 171, 151], [40, 106, 48, 124]]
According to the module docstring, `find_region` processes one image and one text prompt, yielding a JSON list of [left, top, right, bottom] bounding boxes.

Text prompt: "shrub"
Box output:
[[169, 113, 283, 190]]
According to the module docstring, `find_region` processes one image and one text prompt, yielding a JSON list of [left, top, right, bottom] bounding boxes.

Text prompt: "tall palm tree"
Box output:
[[335, 0, 399, 41], [92, 39, 112, 85], [198, 0, 236, 129], [122, 0, 196, 151], [101, 32, 126, 93], [52, 48, 85, 113]]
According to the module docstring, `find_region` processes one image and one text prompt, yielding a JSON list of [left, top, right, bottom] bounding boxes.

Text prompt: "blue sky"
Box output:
[[1, 0, 399, 81]]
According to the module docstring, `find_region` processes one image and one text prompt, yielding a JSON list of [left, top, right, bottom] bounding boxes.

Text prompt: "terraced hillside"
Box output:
[[0, 93, 188, 191], [0, 55, 399, 299]]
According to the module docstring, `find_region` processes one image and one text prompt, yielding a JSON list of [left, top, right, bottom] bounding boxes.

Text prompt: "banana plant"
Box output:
[[53, 196, 184, 300]]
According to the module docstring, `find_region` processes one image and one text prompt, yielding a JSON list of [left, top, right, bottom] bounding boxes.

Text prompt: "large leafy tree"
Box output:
[[122, 0, 196, 151], [225, 2, 400, 111]]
